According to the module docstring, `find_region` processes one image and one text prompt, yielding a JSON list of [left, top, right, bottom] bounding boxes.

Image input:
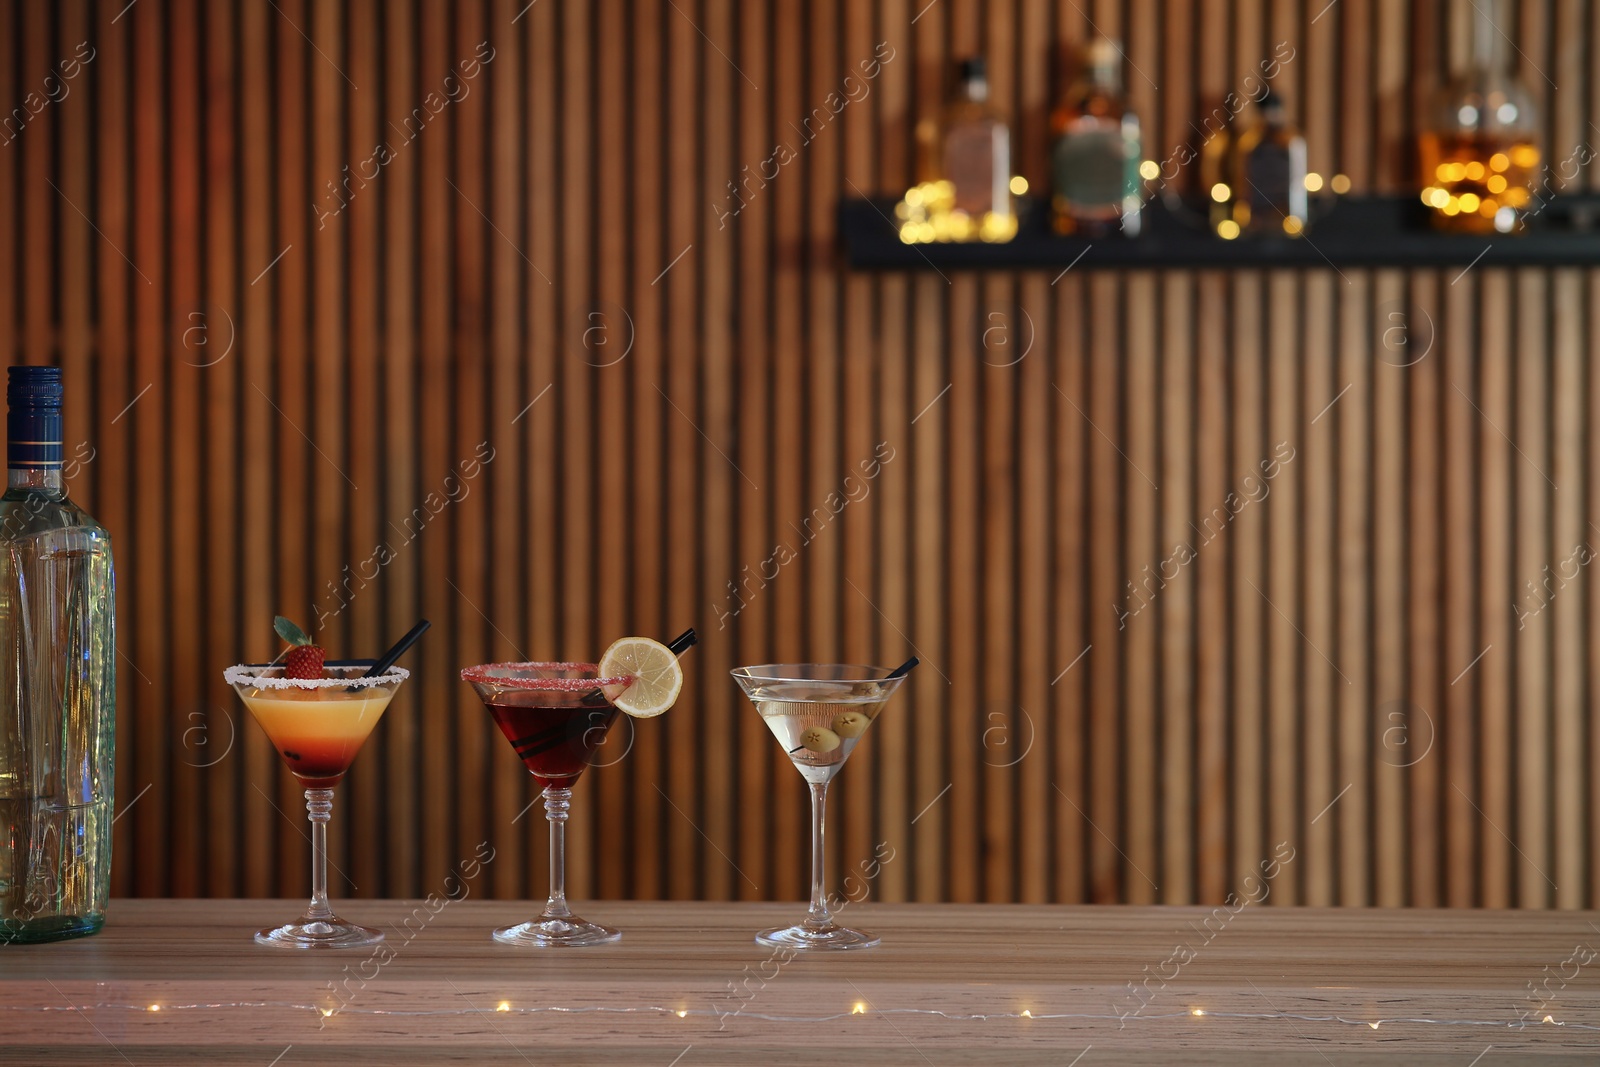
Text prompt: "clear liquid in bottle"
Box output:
[[0, 366, 115, 943]]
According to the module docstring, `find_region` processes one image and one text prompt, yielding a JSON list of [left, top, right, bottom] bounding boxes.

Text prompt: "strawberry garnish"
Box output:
[[284, 644, 325, 679], [274, 616, 326, 680]]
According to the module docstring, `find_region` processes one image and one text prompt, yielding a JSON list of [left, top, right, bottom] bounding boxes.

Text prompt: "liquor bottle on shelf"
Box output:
[[1418, 0, 1539, 233], [896, 57, 1019, 244], [940, 57, 1012, 223], [1050, 38, 1143, 237], [0, 366, 115, 943], [1231, 89, 1309, 236]]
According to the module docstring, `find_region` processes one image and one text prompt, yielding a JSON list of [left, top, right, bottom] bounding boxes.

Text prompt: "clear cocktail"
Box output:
[[733, 663, 908, 950]]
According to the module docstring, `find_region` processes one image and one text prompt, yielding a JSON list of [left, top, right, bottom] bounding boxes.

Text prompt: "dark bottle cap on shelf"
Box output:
[[957, 57, 987, 83], [7, 365, 63, 470]]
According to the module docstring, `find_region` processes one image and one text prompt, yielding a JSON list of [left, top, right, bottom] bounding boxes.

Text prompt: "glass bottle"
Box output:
[[0, 366, 115, 943], [939, 57, 1012, 223], [1232, 88, 1309, 236], [1051, 39, 1143, 237], [1418, 0, 1539, 233]]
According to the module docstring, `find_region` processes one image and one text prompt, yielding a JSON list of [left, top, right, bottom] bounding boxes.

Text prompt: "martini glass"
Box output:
[[225, 663, 408, 948], [462, 662, 633, 947], [732, 664, 908, 950]]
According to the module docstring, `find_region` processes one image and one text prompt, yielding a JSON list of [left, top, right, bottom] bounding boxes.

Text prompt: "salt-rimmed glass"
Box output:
[[461, 662, 633, 947], [225, 663, 408, 948]]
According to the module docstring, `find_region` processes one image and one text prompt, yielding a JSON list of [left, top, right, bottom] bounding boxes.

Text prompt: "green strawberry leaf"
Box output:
[[273, 615, 312, 646]]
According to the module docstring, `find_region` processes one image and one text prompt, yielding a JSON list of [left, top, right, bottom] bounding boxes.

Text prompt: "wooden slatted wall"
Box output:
[[1, 0, 1596, 908]]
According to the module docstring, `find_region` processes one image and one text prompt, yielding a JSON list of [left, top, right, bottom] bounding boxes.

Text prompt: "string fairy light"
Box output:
[[7, 999, 1597, 1033]]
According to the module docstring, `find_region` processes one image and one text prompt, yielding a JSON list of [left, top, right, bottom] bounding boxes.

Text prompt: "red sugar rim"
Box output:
[[459, 661, 634, 691]]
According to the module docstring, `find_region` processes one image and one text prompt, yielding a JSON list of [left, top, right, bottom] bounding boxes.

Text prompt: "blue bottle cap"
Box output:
[[7, 365, 64, 469]]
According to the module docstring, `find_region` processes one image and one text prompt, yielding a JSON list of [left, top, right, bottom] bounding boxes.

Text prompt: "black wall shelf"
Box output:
[[840, 195, 1600, 272]]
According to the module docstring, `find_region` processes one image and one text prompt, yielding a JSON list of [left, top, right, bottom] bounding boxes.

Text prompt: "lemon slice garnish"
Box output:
[[598, 637, 683, 718]]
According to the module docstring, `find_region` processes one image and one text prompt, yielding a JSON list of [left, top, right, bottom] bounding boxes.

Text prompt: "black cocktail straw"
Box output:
[[886, 655, 919, 679], [361, 619, 431, 679]]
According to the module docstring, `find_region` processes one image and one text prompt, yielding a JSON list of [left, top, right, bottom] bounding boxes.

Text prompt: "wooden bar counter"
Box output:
[[3, 901, 1598, 1064]]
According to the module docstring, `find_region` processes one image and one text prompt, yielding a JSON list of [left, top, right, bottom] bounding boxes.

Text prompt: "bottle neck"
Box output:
[[7, 386, 65, 491], [1470, 0, 1506, 70], [9, 466, 64, 494]]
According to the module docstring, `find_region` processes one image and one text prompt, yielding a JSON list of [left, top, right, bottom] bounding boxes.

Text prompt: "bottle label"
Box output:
[[1245, 144, 1292, 213], [1055, 122, 1135, 213], [944, 126, 1002, 216], [8, 410, 62, 469]]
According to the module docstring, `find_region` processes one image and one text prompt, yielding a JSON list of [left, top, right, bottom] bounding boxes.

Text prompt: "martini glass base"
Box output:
[[493, 916, 621, 947], [254, 918, 385, 949], [756, 921, 879, 951]]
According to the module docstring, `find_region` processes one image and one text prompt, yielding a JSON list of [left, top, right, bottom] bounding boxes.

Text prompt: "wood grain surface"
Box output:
[[3, 899, 1600, 1065]]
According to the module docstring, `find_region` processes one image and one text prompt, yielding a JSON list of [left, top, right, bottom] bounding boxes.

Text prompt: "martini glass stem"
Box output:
[[304, 788, 336, 922], [807, 781, 832, 928], [543, 787, 573, 920]]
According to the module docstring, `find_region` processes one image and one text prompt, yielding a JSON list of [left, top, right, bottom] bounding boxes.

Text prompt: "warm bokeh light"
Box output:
[[1330, 174, 1351, 194], [1304, 172, 1324, 192], [895, 180, 1018, 244], [853, 1002, 868, 1014], [1458, 192, 1481, 213], [1210, 182, 1231, 203], [1282, 216, 1304, 235], [1217, 219, 1241, 240], [1009, 175, 1029, 196], [497, 1001, 510, 1012], [1489, 152, 1510, 172], [1139, 159, 1160, 180]]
